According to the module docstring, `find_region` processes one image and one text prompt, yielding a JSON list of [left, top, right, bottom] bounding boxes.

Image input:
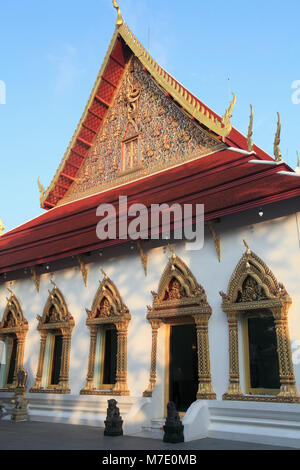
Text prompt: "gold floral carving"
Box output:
[[143, 251, 215, 400], [81, 273, 131, 396], [0, 290, 28, 393], [119, 23, 235, 141], [30, 282, 74, 394], [220, 243, 300, 403]]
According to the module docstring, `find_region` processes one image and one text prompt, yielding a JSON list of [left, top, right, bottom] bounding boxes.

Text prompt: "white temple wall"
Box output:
[[1, 205, 300, 405]]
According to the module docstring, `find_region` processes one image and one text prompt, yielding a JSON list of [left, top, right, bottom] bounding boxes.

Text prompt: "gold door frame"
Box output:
[[143, 251, 216, 402]]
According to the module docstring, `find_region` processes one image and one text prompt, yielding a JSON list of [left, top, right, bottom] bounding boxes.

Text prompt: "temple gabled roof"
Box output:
[[40, 5, 254, 210], [1, 3, 300, 277]]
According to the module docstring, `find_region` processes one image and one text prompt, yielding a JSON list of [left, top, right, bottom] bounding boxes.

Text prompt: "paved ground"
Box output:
[[0, 420, 294, 450]]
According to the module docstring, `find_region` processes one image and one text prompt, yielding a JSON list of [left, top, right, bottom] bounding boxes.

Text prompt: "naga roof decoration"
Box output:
[[41, 4, 237, 210]]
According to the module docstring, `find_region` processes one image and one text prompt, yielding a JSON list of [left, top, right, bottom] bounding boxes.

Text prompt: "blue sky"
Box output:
[[0, 0, 299, 232]]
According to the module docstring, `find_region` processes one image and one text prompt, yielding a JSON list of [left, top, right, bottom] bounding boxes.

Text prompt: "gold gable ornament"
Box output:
[[274, 112, 282, 162], [113, 0, 124, 27], [37, 178, 45, 205], [0, 218, 4, 235], [295, 151, 300, 174], [247, 105, 254, 153]]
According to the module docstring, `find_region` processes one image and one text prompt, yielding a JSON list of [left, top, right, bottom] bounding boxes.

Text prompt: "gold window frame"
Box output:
[[0, 291, 28, 393], [220, 244, 300, 403], [81, 273, 131, 396], [30, 282, 74, 395]]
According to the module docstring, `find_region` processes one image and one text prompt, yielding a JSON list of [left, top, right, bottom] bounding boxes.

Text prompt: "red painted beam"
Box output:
[[76, 136, 92, 147], [60, 172, 76, 182], [94, 94, 110, 108]]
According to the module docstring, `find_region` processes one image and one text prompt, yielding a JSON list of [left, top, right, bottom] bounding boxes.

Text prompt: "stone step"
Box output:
[[0, 395, 139, 428]]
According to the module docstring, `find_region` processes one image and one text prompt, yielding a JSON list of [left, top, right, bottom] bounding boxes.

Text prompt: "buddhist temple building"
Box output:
[[1, 2, 300, 447]]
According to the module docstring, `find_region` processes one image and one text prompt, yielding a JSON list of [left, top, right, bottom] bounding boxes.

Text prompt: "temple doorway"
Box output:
[[168, 324, 198, 413]]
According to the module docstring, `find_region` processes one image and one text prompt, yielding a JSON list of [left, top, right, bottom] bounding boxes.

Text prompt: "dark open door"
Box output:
[[169, 324, 198, 412]]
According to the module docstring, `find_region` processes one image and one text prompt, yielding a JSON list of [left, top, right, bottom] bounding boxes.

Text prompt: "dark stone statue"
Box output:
[[16, 368, 28, 391], [10, 367, 29, 422], [104, 399, 123, 437], [163, 401, 184, 443]]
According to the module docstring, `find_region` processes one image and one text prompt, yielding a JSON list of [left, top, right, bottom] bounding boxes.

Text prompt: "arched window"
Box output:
[[220, 244, 299, 403], [81, 272, 131, 396], [0, 291, 28, 391], [30, 282, 74, 394], [143, 251, 215, 413]]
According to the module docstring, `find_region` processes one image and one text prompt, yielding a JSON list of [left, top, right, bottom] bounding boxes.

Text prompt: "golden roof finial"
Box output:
[[167, 244, 177, 259], [221, 93, 236, 142], [296, 151, 300, 174], [274, 112, 282, 162], [7, 287, 14, 297], [37, 177, 45, 205], [0, 218, 4, 235], [112, 0, 124, 27], [100, 268, 108, 280], [50, 279, 57, 290], [247, 105, 254, 153], [243, 239, 251, 255]]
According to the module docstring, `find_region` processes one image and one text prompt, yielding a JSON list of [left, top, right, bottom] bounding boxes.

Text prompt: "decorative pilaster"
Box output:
[[223, 311, 242, 399], [58, 331, 72, 392], [81, 326, 98, 393], [193, 315, 216, 400], [31, 331, 47, 391], [113, 320, 130, 395], [143, 319, 162, 397], [271, 307, 298, 398]]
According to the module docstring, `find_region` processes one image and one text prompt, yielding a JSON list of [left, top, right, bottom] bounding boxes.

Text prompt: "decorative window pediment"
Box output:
[[219, 245, 291, 309], [37, 282, 74, 330], [0, 291, 28, 333], [148, 251, 210, 317], [86, 275, 130, 325]]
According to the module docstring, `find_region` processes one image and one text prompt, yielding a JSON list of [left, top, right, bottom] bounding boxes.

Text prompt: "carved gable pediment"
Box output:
[[59, 56, 224, 205]]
